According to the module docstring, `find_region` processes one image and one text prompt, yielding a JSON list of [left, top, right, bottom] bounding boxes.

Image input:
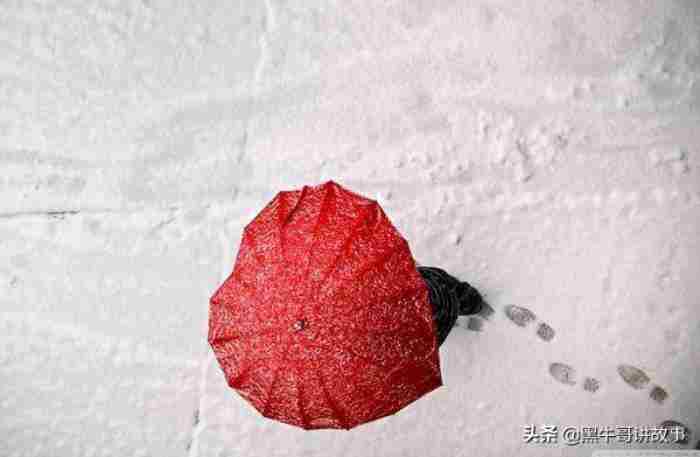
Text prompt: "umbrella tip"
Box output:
[[292, 319, 307, 332]]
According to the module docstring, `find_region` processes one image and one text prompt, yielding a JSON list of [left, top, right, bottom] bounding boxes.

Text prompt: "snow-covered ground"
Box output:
[[2, 1, 699, 456]]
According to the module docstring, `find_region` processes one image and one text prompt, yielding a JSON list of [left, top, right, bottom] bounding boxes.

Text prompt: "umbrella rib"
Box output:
[[209, 325, 282, 346], [279, 186, 309, 272], [309, 340, 394, 427], [276, 186, 311, 309], [326, 282, 425, 332], [238, 191, 306, 331], [302, 336, 388, 374], [307, 202, 377, 315], [276, 191, 292, 226], [299, 183, 334, 318], [220, 272, 275, 331], [219, 354, 252, 387], [211, 327, 285, 361], [260, 362, 282, 418], [305, 183, 333, 265], [295, 364, 309, 429], [213, 328, 286, 387], [303, 323, 436, 387], [281, 185, 309, 227], [213, 345, 265, 389], [326, 318, 430, 353], [305, 339, 389, 420], [316, 367, 350, 430], [260, 334, 294, 418], [321, 239, 406, 314]]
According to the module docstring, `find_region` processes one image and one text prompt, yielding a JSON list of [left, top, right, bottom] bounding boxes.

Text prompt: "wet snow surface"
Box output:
[[2, 1, 700, 456]]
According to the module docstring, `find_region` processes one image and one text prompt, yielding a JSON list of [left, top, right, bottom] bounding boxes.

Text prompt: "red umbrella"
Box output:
[[209, 180, 482, 429]]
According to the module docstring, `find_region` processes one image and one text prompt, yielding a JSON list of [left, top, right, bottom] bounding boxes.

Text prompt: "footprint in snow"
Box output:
[[502, 306, 598, 393], [549, 362, 576, 385], [617, 364, 650, 389], [659, 420, 692, 445], [462, 300, 495, 333], [546, 363, 671, 403], [502, 306, 672, 405], [617, 364, 670, 404], [504, 305, 555, 342], [549, 362, 601, 393]]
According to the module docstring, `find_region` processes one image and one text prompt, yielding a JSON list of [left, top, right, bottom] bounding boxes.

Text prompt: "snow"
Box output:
[[1, 0, 699, 456]]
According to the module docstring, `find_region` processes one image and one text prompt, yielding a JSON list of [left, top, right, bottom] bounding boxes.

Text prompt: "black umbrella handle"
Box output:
[[417, 266, 483, 347]]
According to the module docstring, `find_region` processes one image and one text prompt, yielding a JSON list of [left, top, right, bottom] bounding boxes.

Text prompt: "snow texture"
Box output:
[[1, 1, 700, 456]]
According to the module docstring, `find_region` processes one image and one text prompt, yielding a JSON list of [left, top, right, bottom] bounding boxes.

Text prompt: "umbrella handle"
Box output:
[[417, 266, 484, 346]]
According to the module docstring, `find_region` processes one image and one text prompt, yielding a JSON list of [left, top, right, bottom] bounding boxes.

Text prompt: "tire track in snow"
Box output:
[[188, 229, 235, 457], [2, 185, 697, 222]]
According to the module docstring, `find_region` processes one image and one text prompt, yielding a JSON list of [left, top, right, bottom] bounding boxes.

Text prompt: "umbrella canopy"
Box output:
[[208, 180, 442, 430]]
